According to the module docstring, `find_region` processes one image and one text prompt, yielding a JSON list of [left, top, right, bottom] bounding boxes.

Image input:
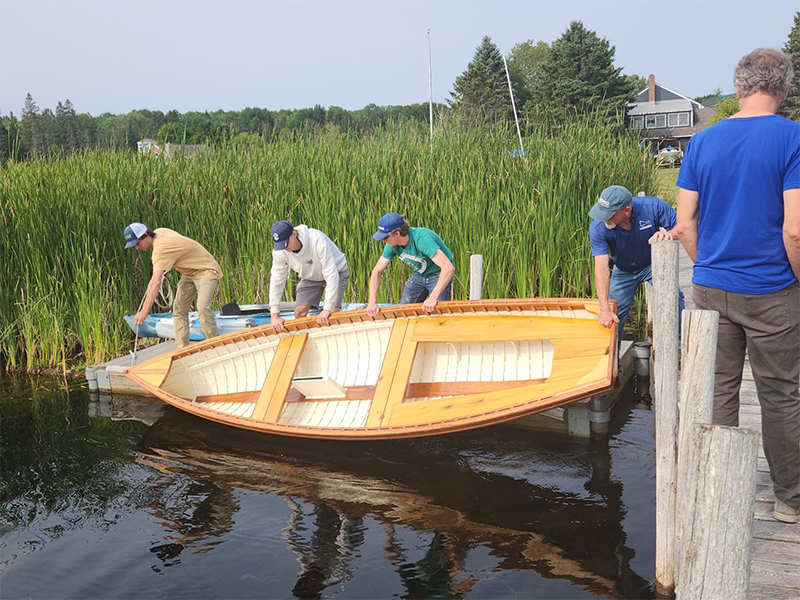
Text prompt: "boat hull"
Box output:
[[126, 299, 617, 440]]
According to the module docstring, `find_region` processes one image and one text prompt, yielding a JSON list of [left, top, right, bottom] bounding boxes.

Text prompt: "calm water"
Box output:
[[0, 375, 656, 599]]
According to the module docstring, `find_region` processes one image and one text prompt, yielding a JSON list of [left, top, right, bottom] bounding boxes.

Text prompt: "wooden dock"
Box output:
[[678, 247, 800, 599]]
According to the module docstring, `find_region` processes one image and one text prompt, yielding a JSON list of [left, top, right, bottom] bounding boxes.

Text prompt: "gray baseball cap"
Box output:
[[589, 186, 633, 221]]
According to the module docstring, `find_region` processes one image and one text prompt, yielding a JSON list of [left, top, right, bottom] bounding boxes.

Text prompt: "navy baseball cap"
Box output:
[[124, 222, 147, 249], [589, 186, 633, 221], [372, 213, 405, 241], [271, 220, 294, 250]]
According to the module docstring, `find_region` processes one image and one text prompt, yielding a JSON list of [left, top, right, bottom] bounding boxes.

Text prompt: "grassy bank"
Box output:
[[1, 119, 657, 372]]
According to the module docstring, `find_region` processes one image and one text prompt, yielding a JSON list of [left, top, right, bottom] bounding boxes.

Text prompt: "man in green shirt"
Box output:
[[367, 212, 455, 316]]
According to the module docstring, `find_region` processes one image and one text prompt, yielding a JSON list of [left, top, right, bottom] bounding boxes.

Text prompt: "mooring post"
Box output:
[[469, 254, 483, 301], [588, 394, 610, 437], [674, 309, 719, 587], [675, 424, 759, 600], [651, 238, 680, 596]]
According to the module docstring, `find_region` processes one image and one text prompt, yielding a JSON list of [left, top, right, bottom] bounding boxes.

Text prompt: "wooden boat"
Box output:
[[125, 299, 616, 440]]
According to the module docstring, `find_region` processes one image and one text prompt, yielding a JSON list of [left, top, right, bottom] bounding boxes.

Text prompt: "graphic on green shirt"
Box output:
[[381, 228, 453, 275]]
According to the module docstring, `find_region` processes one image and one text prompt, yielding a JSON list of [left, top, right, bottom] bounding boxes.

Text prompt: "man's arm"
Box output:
[[784, 188, 800, 282], [268, 253, 290, 315], [315, 236, 341, 324], [367, 256, 391, 317], [421, 250, 455, 312], [593, 255, 618, 329], [676, 188, 700, 262], [133, 270, 167, 325]]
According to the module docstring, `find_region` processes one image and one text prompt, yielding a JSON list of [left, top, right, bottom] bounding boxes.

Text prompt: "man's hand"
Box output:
[[599, 306, 619, 329], [133, 310, 148, 326], [422, 296, 438, 313], [316, 310, 331, 325], [648, 229, 673, 244], [272, 314, 286, 333], [366, 302, 381, 317]]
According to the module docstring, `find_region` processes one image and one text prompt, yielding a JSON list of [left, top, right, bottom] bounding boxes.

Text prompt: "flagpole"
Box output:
[[427, 28, 434, 153], [503, 54, 524, 155]]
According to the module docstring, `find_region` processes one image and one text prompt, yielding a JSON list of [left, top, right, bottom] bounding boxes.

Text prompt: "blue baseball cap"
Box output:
[[589, 186, 633, 221], [372, 213, 405, 241], [124, 222, 148, 249], [271, 220, 294, 250]]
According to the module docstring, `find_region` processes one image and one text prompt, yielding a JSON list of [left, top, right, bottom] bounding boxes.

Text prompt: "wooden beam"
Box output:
[[365, 319, 413, 427], [263, 333, 309, 423], [411, 315, 606, 343], [251, 333, 308, 421]]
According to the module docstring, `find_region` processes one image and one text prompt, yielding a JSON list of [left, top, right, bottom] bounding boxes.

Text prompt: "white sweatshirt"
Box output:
[[269, 225, 348, 313]]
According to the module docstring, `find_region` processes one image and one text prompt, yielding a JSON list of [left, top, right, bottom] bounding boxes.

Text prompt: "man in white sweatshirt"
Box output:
[[268, 220, 349, 332]]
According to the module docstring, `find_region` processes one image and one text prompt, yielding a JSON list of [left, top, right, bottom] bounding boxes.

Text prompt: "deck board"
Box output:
[[679, 245, 799, 599]]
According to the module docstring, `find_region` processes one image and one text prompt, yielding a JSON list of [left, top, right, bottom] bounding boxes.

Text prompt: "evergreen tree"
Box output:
[[450, 36, 514, 122], [20, 93, 42, 158], [782, 11, 800, 121], [529, 21, 635, 121]]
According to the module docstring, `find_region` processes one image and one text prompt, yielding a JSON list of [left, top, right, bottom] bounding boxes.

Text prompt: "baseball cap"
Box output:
[[123, 222, 148, 249], [372, 213, 405, 241], [271, 220, 294, 250], [589, 186, 633, 221]]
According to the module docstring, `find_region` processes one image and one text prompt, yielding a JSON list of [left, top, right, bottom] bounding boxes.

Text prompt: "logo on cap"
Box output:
[[598, 197, 610, 207], [273, 233, 280, 241]]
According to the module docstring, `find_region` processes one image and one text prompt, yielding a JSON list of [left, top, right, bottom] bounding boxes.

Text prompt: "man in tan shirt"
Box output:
[[125, 222, 222, 347]]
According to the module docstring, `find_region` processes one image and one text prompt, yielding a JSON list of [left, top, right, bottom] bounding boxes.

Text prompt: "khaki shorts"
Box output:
[[296, 268, 349, 309]]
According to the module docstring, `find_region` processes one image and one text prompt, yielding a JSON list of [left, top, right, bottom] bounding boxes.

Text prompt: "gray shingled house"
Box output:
[[628, 75, 717, 156]]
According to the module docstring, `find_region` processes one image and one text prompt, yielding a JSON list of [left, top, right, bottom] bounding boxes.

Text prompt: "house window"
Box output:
[[668, 112, 690, 127], [631, 116, 644, 129], [646, 114, 667, 129]]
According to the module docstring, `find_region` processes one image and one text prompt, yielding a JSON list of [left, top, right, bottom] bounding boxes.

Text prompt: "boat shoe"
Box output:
[[773, 499, 800, 524]]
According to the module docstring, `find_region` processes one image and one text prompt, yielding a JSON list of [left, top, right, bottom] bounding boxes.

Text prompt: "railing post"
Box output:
[[652, 238, 680, 596], [675, 424, 759, 600], [469, 254, 483, 301]]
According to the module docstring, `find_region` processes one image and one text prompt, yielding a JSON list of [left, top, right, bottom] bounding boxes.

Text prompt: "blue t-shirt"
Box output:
[[677, 115, 800, 294], [589, 197, 677, 272]]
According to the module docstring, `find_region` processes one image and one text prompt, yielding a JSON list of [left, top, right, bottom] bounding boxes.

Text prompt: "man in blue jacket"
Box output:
[[589, 185, 685, 339]]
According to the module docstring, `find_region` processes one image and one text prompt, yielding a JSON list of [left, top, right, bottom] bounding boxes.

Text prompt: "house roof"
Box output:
[[629, 99, 695, 116]]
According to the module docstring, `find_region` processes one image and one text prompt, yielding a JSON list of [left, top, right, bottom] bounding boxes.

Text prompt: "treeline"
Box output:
[[0, 99, 441, 162]]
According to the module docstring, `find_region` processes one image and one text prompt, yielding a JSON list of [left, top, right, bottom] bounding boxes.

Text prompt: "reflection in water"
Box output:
[[0, 376, 655, 599]]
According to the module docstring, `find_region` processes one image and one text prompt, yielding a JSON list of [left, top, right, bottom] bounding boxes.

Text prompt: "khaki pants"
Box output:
[[693, 282, 800, 509], [174, 277, 219, 348]]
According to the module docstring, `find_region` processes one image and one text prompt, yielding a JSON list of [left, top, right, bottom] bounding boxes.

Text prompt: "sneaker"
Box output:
[[773, 499, 800, 523]]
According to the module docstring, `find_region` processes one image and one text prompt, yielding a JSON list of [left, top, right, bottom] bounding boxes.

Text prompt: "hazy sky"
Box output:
[[1, 0, 796, 116]]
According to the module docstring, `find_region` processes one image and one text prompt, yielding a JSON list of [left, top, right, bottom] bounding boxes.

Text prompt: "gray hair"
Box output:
[[733, 48, 793, 99]]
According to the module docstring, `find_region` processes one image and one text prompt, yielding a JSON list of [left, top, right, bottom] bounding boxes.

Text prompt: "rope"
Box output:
[[131, 272, 173, 366]]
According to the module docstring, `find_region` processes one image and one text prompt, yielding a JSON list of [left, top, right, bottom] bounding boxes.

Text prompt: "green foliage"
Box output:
[[626, 74, 648, 95], [694, 88, 724, 105], [782, 11, 800, 121], [0, 119, 657, 371], [507, 39, 549, 104], [707, 96, 740, 125], [528, 21, 635, 122], [450, 36, 516, 122]]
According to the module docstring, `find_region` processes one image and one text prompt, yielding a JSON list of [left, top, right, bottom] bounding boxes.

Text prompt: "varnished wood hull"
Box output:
[[125, 299, 617, 440]]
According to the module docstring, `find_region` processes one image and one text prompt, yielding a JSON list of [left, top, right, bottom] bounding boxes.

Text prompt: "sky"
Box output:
[[0, 0, 797, 116]]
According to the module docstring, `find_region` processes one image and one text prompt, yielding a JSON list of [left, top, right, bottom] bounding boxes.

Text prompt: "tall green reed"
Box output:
[[0, 118, 657, 371]]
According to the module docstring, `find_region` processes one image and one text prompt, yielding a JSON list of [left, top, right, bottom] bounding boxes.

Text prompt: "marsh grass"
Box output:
[[1, 119, 657, 370]]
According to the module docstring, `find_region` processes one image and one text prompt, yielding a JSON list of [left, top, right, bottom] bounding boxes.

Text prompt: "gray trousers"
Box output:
[[693, 282, 800, 508]]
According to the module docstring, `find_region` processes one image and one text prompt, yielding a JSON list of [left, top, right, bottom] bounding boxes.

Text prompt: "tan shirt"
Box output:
[[151, 228, 223, 279]]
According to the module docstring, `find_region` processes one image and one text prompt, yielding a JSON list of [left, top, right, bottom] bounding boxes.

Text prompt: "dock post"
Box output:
[[675, 424, 758, 600], [588, 394, 610, 436], [632, 341, 652, 398], [674, 309, 718, 587], [651, 238, 680, 596], [469, 254, 483, 301]]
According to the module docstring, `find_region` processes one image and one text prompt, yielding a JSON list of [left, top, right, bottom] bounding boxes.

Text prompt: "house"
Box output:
[[628, 75, 718, 155]]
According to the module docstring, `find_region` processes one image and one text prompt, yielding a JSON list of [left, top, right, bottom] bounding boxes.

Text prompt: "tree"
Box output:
[[450, 36, 515, 122], [707, 96, 740, 125], [626, 74, 648, 96], [20, 93, 43, 158], [507, 40, 549, 105], [529, 21, 635, 121], [782, 11, 800, 121]]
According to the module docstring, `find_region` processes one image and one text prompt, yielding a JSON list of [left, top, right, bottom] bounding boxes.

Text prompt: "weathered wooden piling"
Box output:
[[651, 238, 680, 596], [675, 423, 759, 600], [469, 254, 483, 301]]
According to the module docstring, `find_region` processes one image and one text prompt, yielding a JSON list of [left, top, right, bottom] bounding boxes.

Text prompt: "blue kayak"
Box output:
[[124, 302, 373, 341]]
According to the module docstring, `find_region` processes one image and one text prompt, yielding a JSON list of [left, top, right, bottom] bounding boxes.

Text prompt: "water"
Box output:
[[1, 375, 656, 599]]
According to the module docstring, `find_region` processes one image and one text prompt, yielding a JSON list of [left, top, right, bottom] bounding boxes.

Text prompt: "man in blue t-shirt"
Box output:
[[366, 213, 454, 316], [676, 48, 800, 524], [589, 185, 684, 341]]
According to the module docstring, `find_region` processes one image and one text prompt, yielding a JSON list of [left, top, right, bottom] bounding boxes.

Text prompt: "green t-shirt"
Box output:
[[381, 227, 453, 275]]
